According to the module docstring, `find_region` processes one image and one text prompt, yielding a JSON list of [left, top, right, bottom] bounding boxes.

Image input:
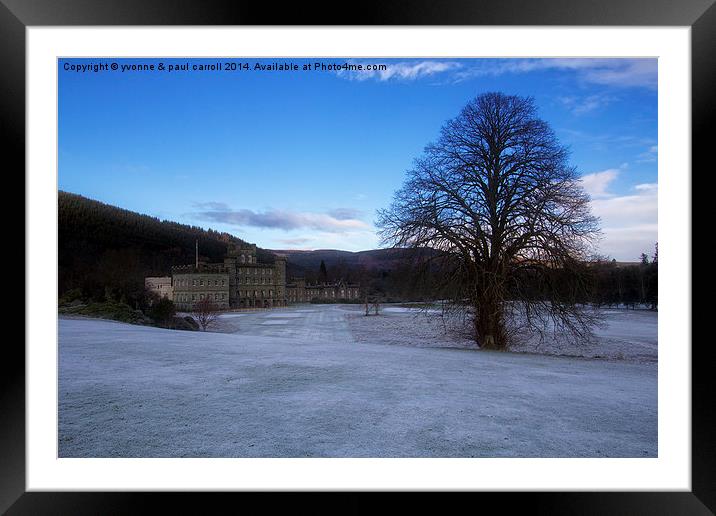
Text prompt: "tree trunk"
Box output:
[[474, 291, 507, 350]]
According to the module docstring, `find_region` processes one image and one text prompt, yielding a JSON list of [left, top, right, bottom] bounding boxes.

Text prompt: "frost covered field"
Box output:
[[59, 304, 657, 458]]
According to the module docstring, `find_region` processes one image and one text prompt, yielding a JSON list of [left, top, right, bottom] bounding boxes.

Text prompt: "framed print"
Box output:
[[5, 0, 711, 513]]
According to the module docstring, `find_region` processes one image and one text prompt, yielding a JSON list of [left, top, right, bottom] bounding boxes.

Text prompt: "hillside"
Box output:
[[58, 191, 274, 299], [274, 247, 438, 279], [58, 191, 442, 304]]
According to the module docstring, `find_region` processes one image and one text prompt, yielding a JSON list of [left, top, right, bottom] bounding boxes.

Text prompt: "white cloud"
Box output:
[[635, 183, 657, 191], [589, 181, 658, 261], [580, 169, 619, 198], [578, 59, 657, 89]]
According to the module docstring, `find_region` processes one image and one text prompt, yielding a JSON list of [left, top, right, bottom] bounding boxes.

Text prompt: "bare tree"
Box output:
[[377, 92, 600, 350], [194, 297, 220, 331]]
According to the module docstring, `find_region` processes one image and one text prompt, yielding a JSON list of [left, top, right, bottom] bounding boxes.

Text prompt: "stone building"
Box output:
[[145, 241, 286, 311], [286, 277, 360, 303], [221, 242, 287, 309], [171, 263, 231, 311], [146, 240, 359, 311], [144, 276, 173, 299]]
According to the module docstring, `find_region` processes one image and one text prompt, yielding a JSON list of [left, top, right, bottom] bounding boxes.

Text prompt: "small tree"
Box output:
[[194, 297, 219, 331]]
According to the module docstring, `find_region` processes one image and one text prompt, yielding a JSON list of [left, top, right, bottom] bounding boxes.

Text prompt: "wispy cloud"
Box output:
[[190, 202, 369, 233], [559, 128, 656, 153], [558, 93, 616, 115], [327, 208, 364, 220], [337, 60, 462, 82], [466, 58, 657, 89], [338, 58, 657, 90], [636, 145, 658, 163], [276, 237, 312, 246]]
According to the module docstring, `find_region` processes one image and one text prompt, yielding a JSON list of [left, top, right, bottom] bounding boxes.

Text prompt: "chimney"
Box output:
[[195, 239, 199, 269]]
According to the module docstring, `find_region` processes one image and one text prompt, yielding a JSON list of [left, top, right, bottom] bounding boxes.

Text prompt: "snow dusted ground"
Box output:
[[59, 305, 656, 458], [346, 305, 658, 363]]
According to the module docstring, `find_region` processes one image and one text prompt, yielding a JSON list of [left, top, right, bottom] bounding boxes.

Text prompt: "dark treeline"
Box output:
[[58, 191, 274, 308], [589, 252, 658, 309], [288, 249, 445, 303], [59, 191, 657, 311], [294, 249, 658, 310], [501, 253, 658, 310]]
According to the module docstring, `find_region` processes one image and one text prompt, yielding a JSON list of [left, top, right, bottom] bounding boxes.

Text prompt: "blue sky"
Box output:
[[59, 58, 657, 261]]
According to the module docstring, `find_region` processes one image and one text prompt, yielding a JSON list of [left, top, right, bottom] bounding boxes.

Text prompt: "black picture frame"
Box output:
[[5, 1, 710, 513]]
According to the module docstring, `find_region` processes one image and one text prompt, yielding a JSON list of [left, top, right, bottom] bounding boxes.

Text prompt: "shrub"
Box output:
[[58, 288, 84, 306], [59, 300, 150, 325], [148, 297, 176, 324]]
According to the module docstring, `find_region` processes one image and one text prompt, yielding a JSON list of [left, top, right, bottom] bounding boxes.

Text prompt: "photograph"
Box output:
[[57, 57, 659, 459]]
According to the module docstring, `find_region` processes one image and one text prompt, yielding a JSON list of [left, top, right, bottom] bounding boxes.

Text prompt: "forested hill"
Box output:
[[274, 247, 438, 279], [58, 191, 274, 299]]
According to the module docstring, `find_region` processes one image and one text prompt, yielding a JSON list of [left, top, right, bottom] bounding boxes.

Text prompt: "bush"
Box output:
[[58, 288, 84, 306], [148, 297, 176, 324], [168, 315, 199, 331], [59, 300, 150, 325], [182, 316, 200, 330]]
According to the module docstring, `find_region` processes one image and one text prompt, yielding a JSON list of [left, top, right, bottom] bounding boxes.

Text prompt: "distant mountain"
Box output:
[[273, 247, 439, 278]]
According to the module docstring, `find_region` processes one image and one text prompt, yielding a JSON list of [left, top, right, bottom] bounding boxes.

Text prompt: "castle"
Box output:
[[145, 241, 360, 311]]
